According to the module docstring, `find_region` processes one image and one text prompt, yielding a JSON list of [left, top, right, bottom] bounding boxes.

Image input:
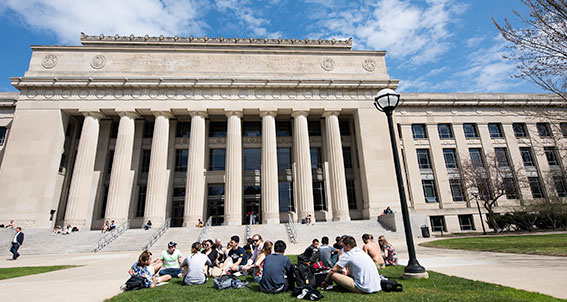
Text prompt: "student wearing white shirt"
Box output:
[[181, 242, 211, 285]]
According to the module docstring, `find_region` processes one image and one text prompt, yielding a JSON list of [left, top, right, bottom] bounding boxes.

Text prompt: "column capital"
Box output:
[[322, 110, 341, 118], [225, 110, 243, 118], [260, 110, 277, 118], [189, 110, 208, 118], [80, 111, 105, 119], [116, 111, 140, 119], [291, 110, 309, 118], [151, 110, 174, 119]]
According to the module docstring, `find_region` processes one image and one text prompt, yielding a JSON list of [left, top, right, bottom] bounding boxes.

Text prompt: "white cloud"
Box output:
[[213, 0, 280, 38], [0, 0, 207, 44]]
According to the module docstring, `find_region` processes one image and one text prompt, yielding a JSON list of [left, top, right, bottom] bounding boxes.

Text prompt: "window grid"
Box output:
[[544, 147, 560, 166], [449, 179, 465, 202], [469, 148, 484, 168], [488, 123, 504, 138], [463, 123, 479, 138], [458, 215, 475, 231], [494, 147, 510, 167], [443, 148, 458, 169], [430, 216, 446, 232], [416, 149, 432, 170], [528, 177, 545, 199], [412, 124, 427, 139], [553, 176, 567, 197], [513, 123, 528, 138], [422, 179, 438, 203], [536, 123, 552, 137], [437, 124, 453, 139], [519, 147, 535, 167]]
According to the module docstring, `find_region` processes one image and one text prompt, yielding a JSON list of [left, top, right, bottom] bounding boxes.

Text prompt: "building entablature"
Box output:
[[399, 93, 566, 107]]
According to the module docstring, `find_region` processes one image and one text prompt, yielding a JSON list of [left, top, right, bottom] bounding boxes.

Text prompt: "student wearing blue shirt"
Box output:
[[259, 240, 293, 294], [222, 235, 248, 274]]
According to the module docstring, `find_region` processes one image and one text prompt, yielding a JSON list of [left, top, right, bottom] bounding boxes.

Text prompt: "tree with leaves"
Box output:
[[493, 0, 567, 100]]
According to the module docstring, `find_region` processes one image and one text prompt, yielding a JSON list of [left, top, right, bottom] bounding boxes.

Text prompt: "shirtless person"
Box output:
[[361, 234, 385, 269]]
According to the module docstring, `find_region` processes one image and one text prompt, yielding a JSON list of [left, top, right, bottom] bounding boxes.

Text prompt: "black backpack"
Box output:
[[380, 279, 403, 292], [123, 275, 146, 291], [293, 264, 315, 288]]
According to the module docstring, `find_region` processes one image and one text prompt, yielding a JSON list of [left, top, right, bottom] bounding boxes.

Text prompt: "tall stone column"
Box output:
[[261, 110, 280, 224], [184, 111, 208, 226], [64, 112, 102, 227], [105, 111, 138, 224], [224, 111, 243, 225], [323, 111, 350, 221], [292, 111, 315, 222], [144, 112, 172, 226]]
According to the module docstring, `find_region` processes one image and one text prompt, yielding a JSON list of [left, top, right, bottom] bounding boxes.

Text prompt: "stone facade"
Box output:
[[0, 34, 565, 233]]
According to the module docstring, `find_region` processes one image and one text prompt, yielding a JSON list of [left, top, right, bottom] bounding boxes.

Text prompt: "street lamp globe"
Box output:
[[374, 88, 400, 112]]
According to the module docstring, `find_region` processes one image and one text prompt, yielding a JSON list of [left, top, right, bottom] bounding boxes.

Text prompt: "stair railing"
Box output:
[[197, 217, 212, 243], [142, 218, 171, 251], [92, 219, 130, 253], [246, 215, 253, 239], [286, 212, 298, 244]]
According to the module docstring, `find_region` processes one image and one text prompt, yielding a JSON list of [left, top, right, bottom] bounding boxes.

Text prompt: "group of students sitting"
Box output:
[[128, 233, 397, 294]]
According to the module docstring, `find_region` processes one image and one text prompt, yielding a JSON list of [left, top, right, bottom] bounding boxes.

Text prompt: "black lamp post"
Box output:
[[374, 88, 428, 279], [471, 190, 487, 235]]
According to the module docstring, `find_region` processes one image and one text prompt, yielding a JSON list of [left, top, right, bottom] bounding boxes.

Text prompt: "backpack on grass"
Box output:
[[380, 279, 403, 292], [122, 275, 146, 291], [213, 274, 248, 290], [293, 263, 315, 288]]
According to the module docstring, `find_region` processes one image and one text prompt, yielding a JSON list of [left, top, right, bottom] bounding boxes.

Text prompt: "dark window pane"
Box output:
[[143, 122, 154, 138], [416, 149, 432, 170], [458, 215, 475, 231], [0, 126, 8, 145], [339, 120, 351, 136], [469, 148, 484, 168], [346, 180, 356, 209], [208, 185, 224, 196], [277, 148, 292, 170], [310, 147, 322, 169], [536, 123, 552, 137], [308, 121, 322, 136], [513, 123, 528, 138], [430, 216, 446, 232], [278, 182, 294, 212], [141, 149, 151, 173], [412, 124, 427, 139], [449, 179, 465, 201], [243, 121, 261, 137], [495, 147, 509, 167], [243, 148, 261, 171], [313, 181, 326, 210], [437, 124, 453, 139], [422, 179, 438, 202], [136, 185, 147, 217], [276, 121, 292, 136], [209, 122, 227, 137], [342, 147, 353, 169], [110, 121, 119, 138], [560, 123, 567, 137], [503, 178, 518, 199], [488, 123, 503, 138], [544, 147, 559, 166], [209, 149, 226, 171], [443, 148, 458, 169], [176, 122, 191, 138], [175, 149, 188, 172], [528, 177, 545, 198], [519, 147, 535, 167], [553, 176, 567, 197], [463, 123, 479, 138]]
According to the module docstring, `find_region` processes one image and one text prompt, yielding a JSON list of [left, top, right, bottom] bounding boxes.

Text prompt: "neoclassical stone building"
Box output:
[[0, 34, 565, 233]]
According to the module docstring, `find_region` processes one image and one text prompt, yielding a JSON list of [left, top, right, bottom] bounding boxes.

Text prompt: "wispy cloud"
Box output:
[[213, 0, 281, 38], [0, 0, 207, 44]]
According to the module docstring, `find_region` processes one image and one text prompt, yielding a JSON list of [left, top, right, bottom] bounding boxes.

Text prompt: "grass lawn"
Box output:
[[0, 265, 77, 281], [420, 233, 567, 256], [108, 255, 562, 302]]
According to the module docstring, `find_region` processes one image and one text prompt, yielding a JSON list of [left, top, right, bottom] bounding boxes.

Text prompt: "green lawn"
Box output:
[[0, 265, 77, 280], [420, 233, 567, 256], [108, 255, 562, 302]]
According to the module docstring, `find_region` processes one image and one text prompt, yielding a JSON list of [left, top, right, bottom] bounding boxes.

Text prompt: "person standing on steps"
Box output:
[[9, 227, 24, 260]]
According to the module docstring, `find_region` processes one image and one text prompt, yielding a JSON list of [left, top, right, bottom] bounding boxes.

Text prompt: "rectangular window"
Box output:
[[412, 124, 427, 139], [422, 179, 438, 202], [176, 122, 191, 138], [469, 148, 484, 168], [536, 122, 552, 137], [175, 149, 188, 172], [513, 123, 528, 138], [277, 148, 292, 170], [209, 149, 226, 171], [342, 147, 353, 169], [100, 185, 109, 219], [310, 147, 322, 169], [494, 147, 510, 167], [143, 122, 154, 138], [1, 126, 8, 145], [560, 123, 567, 137], [463, 123, 479, 138], [243, 121, 262, 137], [443, 148, 458, 169], [544, 147, 560, 167], [209, 122, 227, 137], [519, 147, 535, 167], [458, 215, 475, 231], [278, 182, 294, 212], [553, 176, 567, 197], [313, 181, 326, 211], [488, 123, 504, 138], [243, 148, 261, 171], [110, 122, 119, 138], [308, 121, 322, 136], [346, 180, 357, 209], [437, 124, 453, 139], [416, 149, 432, 170], [528, 177, 545, 199], [503, 177, 518, 199], [449, 179, 465, 202], [276, 121, 292, 136], [339, 120, 351, 136], [140, 149, 151, 173], [430, 216, 446, 232], [136, 185, 147, 217]]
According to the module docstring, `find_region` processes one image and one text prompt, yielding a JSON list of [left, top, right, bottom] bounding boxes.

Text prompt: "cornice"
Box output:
[[399, 93, 566, 107]]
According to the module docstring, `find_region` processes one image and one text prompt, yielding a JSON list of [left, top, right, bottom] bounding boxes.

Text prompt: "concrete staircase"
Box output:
[[0, 228, 104, 256], [101, 229, 156, 252]]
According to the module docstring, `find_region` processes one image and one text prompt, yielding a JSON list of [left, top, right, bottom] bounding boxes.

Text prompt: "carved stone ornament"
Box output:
[[321, 58, 335, 71], [90, 55, 106, 69], [362, 58, 376, 72], [41, 54, 58, 69]]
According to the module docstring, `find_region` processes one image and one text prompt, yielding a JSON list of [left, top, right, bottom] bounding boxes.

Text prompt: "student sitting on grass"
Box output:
[[259, 240, 293, 294], [159, 241, 183, 278], [221, 235, 248, 275], [129, 250, 171, 288], [321, 236, 381, 294], [242, 240, 273, 282], [378, 235, 398, 266], [181, 242, 211, 285]]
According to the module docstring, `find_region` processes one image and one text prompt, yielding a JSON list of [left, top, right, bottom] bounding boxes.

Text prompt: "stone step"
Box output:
[[101, 229, 155, 252], [0, 228, 104, 256]]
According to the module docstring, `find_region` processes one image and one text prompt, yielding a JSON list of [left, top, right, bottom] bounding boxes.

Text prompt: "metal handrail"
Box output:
[[246, 215, 253, 239], [197, 217, 212, 243], [286, 212, 298, 244], [92, 219, 130, 253], [142, 218, 171, 251]]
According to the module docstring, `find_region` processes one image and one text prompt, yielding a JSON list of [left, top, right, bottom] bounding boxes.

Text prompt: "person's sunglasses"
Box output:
[[253, 239, 259, 242]]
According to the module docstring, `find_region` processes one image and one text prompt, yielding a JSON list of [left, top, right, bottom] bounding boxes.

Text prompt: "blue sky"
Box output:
[[0, 0, 545, 93]]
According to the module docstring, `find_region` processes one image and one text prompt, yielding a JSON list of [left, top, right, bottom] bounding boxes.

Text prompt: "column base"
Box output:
[[63, 219, 87, 228], [143, 216, 165, 228], [223, 213, 242, 226], [297, 211, 316, 223], [262, 212, 280, 224], [105, 217, 128, 226], [332, 215, 351, 222], [183, 215, 203, 227]]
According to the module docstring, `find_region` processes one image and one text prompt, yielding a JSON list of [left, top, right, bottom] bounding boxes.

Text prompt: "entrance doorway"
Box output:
[[171, 187, 185, 227], [243, 185, 261, 224], [207, 184, 225, 226]]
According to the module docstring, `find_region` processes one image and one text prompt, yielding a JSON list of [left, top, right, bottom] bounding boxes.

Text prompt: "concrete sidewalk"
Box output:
[[0, 239, 566, 301]]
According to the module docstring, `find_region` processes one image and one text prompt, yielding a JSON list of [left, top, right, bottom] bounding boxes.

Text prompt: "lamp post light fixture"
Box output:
[[374, 88, 428, 279], [471, 189, 487, 235]]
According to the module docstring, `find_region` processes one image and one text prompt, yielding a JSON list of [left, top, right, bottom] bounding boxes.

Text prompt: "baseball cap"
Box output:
[[168, 241, 177, 247]]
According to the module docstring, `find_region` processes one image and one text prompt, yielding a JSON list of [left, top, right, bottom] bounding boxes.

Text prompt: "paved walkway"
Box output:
[[0, 238, 565, 301]]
